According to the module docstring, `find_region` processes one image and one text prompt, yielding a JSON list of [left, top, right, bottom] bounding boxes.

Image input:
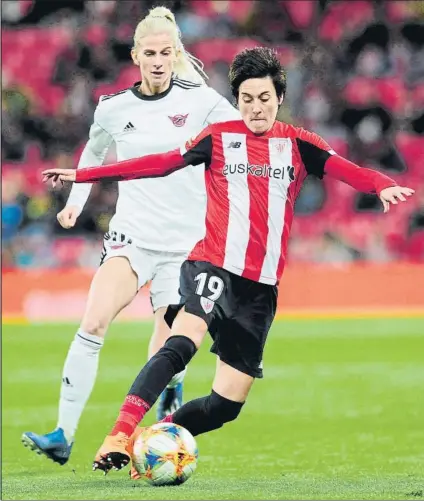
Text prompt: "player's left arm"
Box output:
[[296, 130, 415, 213], [42, 128, 213, 185]]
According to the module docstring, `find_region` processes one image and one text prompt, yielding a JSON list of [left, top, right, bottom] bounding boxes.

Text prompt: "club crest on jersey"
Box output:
[[200, 296, 215, 314], [273, 138, 291, 154], [169, 114, 189, 127]]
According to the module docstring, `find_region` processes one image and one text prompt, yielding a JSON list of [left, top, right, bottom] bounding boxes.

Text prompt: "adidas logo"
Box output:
[[123, 122, 135, 132], [62, 377, 73, 387]]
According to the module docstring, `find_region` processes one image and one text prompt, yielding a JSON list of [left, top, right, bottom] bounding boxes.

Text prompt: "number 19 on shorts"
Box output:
[[194, 272, 224, 301]]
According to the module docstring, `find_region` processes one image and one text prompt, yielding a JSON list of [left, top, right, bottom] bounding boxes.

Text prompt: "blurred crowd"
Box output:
[[2, 0, 424, 269]]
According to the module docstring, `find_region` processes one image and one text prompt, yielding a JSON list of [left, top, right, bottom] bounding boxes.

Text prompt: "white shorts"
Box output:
[[100, 231, 187, 311]]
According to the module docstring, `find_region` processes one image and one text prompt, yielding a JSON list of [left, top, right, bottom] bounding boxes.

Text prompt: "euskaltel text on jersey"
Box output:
[[75, 120, 397, 286]]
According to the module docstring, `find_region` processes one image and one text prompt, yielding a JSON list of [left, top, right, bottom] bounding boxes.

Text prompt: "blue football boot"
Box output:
[[156, 382, 183, 421], [21, 427, 73, 465]]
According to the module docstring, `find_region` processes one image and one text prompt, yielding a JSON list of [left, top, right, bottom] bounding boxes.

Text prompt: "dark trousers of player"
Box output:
[[128, 335, 244, 436]]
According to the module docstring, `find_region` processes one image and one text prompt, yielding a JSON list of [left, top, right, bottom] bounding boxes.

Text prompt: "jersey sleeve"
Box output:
[[296, 128, 397, 194], [203, 87, 240, 125], [295, 128, 336, 179], [324, 155, 397, 194], [180, 125, 213, 168], [66, 102, 114, 210]]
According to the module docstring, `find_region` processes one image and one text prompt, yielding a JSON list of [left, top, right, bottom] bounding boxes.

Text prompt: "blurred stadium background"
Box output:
[[2, 0, 423, 321]]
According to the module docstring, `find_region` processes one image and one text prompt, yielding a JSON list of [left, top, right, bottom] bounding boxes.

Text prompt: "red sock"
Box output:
[[159, 414, 174, 424], [110, 395, 150, 437]]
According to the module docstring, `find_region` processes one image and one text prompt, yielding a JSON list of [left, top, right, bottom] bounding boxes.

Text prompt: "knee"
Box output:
[[158, 335, 197, 373], [171, 309, 207, 349], [206, 390, 244, 425], [80, 316, 109, 338]]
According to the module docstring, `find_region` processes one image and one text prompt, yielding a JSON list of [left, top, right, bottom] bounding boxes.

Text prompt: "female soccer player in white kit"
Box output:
[[22, 6, 239, 465]]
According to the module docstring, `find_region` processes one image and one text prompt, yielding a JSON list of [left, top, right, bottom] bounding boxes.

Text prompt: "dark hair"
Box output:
[[229, 47, 287, 100]]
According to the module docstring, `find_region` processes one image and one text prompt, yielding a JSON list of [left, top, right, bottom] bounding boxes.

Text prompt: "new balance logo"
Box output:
[[228, 141, 241, 149], [123, 122, 135, 132]]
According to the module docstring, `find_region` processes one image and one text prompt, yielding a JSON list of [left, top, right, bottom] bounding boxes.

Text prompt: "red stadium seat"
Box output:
[[92, 82, 120, 103], [52, 237, 87, 267], [188, 0, 255, 23], [377, 78, 407, 114], [190, 38, 263, 66], [281, 0, 315, 30], [93, 65, 140, 102], [319, 0, 375, 42], [4, 144, 60, 196], [385, 232, 407, 255], [321, 176, 356, 219], [3, 28, 72, 114], [395, 132, 424, 178], [411, 84, 424, 108], [338, 214, 379, 249], [73, 144, 86, 164], [83, 24, 108, 46], [405, 231, 424, 261], [293, 213, 332, 238], [385, 1, 420, 23], [115, 65, 140, 89], [343, 76, 380, 106], [344, 77, 408, 112]]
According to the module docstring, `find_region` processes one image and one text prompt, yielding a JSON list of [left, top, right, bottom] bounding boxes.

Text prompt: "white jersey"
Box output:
[[67, 78, 240, 252]]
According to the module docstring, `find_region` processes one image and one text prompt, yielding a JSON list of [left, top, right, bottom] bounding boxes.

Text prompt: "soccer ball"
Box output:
[[132, 423, 198, 486]]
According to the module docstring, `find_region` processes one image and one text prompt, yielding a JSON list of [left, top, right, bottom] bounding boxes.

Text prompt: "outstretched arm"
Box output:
[[324, 155, 395, 193], [43, 129, 213, 186], [77, 148, 186, 183], [323, 155, 414, 213], [296, 130, 415, 213]]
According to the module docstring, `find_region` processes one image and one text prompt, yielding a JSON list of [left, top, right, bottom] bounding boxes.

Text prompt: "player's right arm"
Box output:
[[296, 128, 415, 213], [57, 103, 114, 228], [43, 127, 213, 185]]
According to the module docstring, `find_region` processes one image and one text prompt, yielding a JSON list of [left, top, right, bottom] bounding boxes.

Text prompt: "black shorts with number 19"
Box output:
[[164, 260, 278, 378]]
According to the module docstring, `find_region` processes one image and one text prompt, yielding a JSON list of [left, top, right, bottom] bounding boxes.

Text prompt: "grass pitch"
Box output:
[[2, 318, 424, 500]]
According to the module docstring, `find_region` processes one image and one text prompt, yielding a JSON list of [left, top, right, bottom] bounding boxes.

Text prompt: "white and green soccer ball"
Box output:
[[132, 422, 198, 486]]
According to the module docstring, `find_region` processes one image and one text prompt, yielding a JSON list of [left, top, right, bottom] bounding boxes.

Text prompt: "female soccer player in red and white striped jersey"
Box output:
[[44, 47, 414, 474]]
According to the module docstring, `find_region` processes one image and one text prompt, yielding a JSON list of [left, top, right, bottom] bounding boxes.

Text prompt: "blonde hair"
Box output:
[[133, 6, 207, 84]]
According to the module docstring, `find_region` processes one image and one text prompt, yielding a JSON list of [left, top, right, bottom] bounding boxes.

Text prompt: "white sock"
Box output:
[[167, 367, 187, 389], [57, 329, 104, 442]]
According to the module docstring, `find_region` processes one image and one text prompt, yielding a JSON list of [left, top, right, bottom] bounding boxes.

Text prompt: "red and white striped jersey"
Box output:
[[76, 120, 396, 285], [181, 121, 334, 284]]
